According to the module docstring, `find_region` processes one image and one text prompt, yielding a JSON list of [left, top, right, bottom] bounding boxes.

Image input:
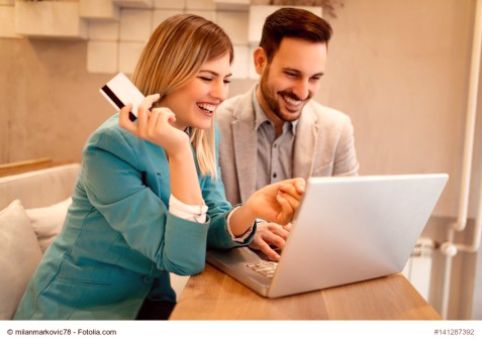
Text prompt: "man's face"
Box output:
[[256, 38, 327, 122]]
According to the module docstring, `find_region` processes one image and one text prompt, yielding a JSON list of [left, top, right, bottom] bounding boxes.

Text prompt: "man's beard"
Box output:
[[259, 75, 312, 122]]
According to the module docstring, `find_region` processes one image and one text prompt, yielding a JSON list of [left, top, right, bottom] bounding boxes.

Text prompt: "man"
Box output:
[[217, 8, 359, 261]]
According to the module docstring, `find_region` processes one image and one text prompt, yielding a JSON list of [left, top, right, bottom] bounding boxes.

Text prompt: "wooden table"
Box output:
[[170, 265, 441, 320]]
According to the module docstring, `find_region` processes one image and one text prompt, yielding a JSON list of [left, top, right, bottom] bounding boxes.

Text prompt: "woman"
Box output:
[[14, 14, 304, 320]]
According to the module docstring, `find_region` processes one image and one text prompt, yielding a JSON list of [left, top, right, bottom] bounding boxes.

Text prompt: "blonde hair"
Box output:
[[132, 14, 233, 177]]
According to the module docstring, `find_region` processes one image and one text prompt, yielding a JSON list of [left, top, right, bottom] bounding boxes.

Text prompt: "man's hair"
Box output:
[[259, 7, 333, 62], [133, 14, 233, 178]]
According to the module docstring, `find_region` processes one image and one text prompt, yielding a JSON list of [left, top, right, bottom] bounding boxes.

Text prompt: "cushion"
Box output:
[[26, 197, 71, 252], [0, 200, 42, 319]]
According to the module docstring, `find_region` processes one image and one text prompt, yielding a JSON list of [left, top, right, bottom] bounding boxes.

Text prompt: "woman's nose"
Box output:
[[210, 80, 228, 101]]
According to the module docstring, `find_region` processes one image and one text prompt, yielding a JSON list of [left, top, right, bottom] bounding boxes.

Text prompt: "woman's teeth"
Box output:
[[197, 103, 216, 113]]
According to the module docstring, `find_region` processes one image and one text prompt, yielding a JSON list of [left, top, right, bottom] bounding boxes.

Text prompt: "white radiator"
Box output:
[[402, 238, 434, 300]]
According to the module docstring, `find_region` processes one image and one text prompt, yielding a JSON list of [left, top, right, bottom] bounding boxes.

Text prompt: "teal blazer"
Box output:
[[14, 114, 254, 319]]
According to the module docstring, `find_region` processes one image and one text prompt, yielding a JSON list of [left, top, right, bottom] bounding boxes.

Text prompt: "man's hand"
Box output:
[[250, 222, 292, 261]]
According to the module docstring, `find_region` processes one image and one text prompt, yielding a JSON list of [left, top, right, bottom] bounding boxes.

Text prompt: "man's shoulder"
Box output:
[[305, 101, 352, 126], [217, 91, 253, 122]]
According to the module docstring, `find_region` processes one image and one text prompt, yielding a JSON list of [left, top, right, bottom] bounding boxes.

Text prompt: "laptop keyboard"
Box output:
[[246, 260, 278, 278]]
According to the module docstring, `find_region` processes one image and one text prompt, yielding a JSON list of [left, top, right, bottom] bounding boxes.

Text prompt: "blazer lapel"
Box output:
[[232, 94, 257, 203], [293, 103, 319, 179]]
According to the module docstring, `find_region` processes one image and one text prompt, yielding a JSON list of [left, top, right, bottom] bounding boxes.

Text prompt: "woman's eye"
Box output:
[[223, 79, 231, 84], [199, 76, 213, 82]]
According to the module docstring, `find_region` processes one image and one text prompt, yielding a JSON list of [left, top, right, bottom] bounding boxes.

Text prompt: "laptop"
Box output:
[[207, 174, 448, 298]]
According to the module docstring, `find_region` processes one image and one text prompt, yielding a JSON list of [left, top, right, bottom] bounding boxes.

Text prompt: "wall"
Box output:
[[1, 0, 475, 216], [0, 38, 113, 163], [1, 0, 481, 318]]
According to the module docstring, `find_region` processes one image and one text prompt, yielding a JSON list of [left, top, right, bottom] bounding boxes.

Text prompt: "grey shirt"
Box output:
[[253, 91, 299, 190]]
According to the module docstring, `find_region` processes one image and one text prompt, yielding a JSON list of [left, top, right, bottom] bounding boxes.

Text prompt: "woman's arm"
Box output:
[[119, 96, 203, 207], [82, 126, 208, 275], [168, 148, 203, 206], [229, 178, 305, 237]]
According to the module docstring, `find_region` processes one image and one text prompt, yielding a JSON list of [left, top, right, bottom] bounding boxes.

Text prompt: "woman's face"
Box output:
[[161, 53, 232, 130]]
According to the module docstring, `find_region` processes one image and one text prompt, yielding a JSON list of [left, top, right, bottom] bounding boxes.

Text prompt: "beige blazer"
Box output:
[[217, 87, 359, 205]]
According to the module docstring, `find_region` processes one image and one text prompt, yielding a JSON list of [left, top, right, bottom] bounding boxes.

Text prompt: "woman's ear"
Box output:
[[153, 93, 166, 108], [253, 47, 268, 76]]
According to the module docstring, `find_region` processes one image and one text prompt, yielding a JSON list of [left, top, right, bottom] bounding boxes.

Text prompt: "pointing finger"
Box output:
[[140, 94, 160, 113]]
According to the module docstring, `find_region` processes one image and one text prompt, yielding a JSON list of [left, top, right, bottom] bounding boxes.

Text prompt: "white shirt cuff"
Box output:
[[227, 207, 255, 242], [168, 194, 208, 223]]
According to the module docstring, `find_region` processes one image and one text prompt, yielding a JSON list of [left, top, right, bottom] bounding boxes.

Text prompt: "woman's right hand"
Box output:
[[119, 94, 191, 156], [245, 178, 305, 225]]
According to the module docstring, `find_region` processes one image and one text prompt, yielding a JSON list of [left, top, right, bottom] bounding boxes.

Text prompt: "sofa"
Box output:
[[0, 163, 188, 319]]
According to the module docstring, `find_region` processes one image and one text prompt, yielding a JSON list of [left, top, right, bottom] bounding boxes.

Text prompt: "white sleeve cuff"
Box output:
[[227, 207, 255, 242], [169, 194, 208, 223]]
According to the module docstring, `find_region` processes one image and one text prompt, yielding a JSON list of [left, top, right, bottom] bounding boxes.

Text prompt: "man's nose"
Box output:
[[292, 79, 310, 101]]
